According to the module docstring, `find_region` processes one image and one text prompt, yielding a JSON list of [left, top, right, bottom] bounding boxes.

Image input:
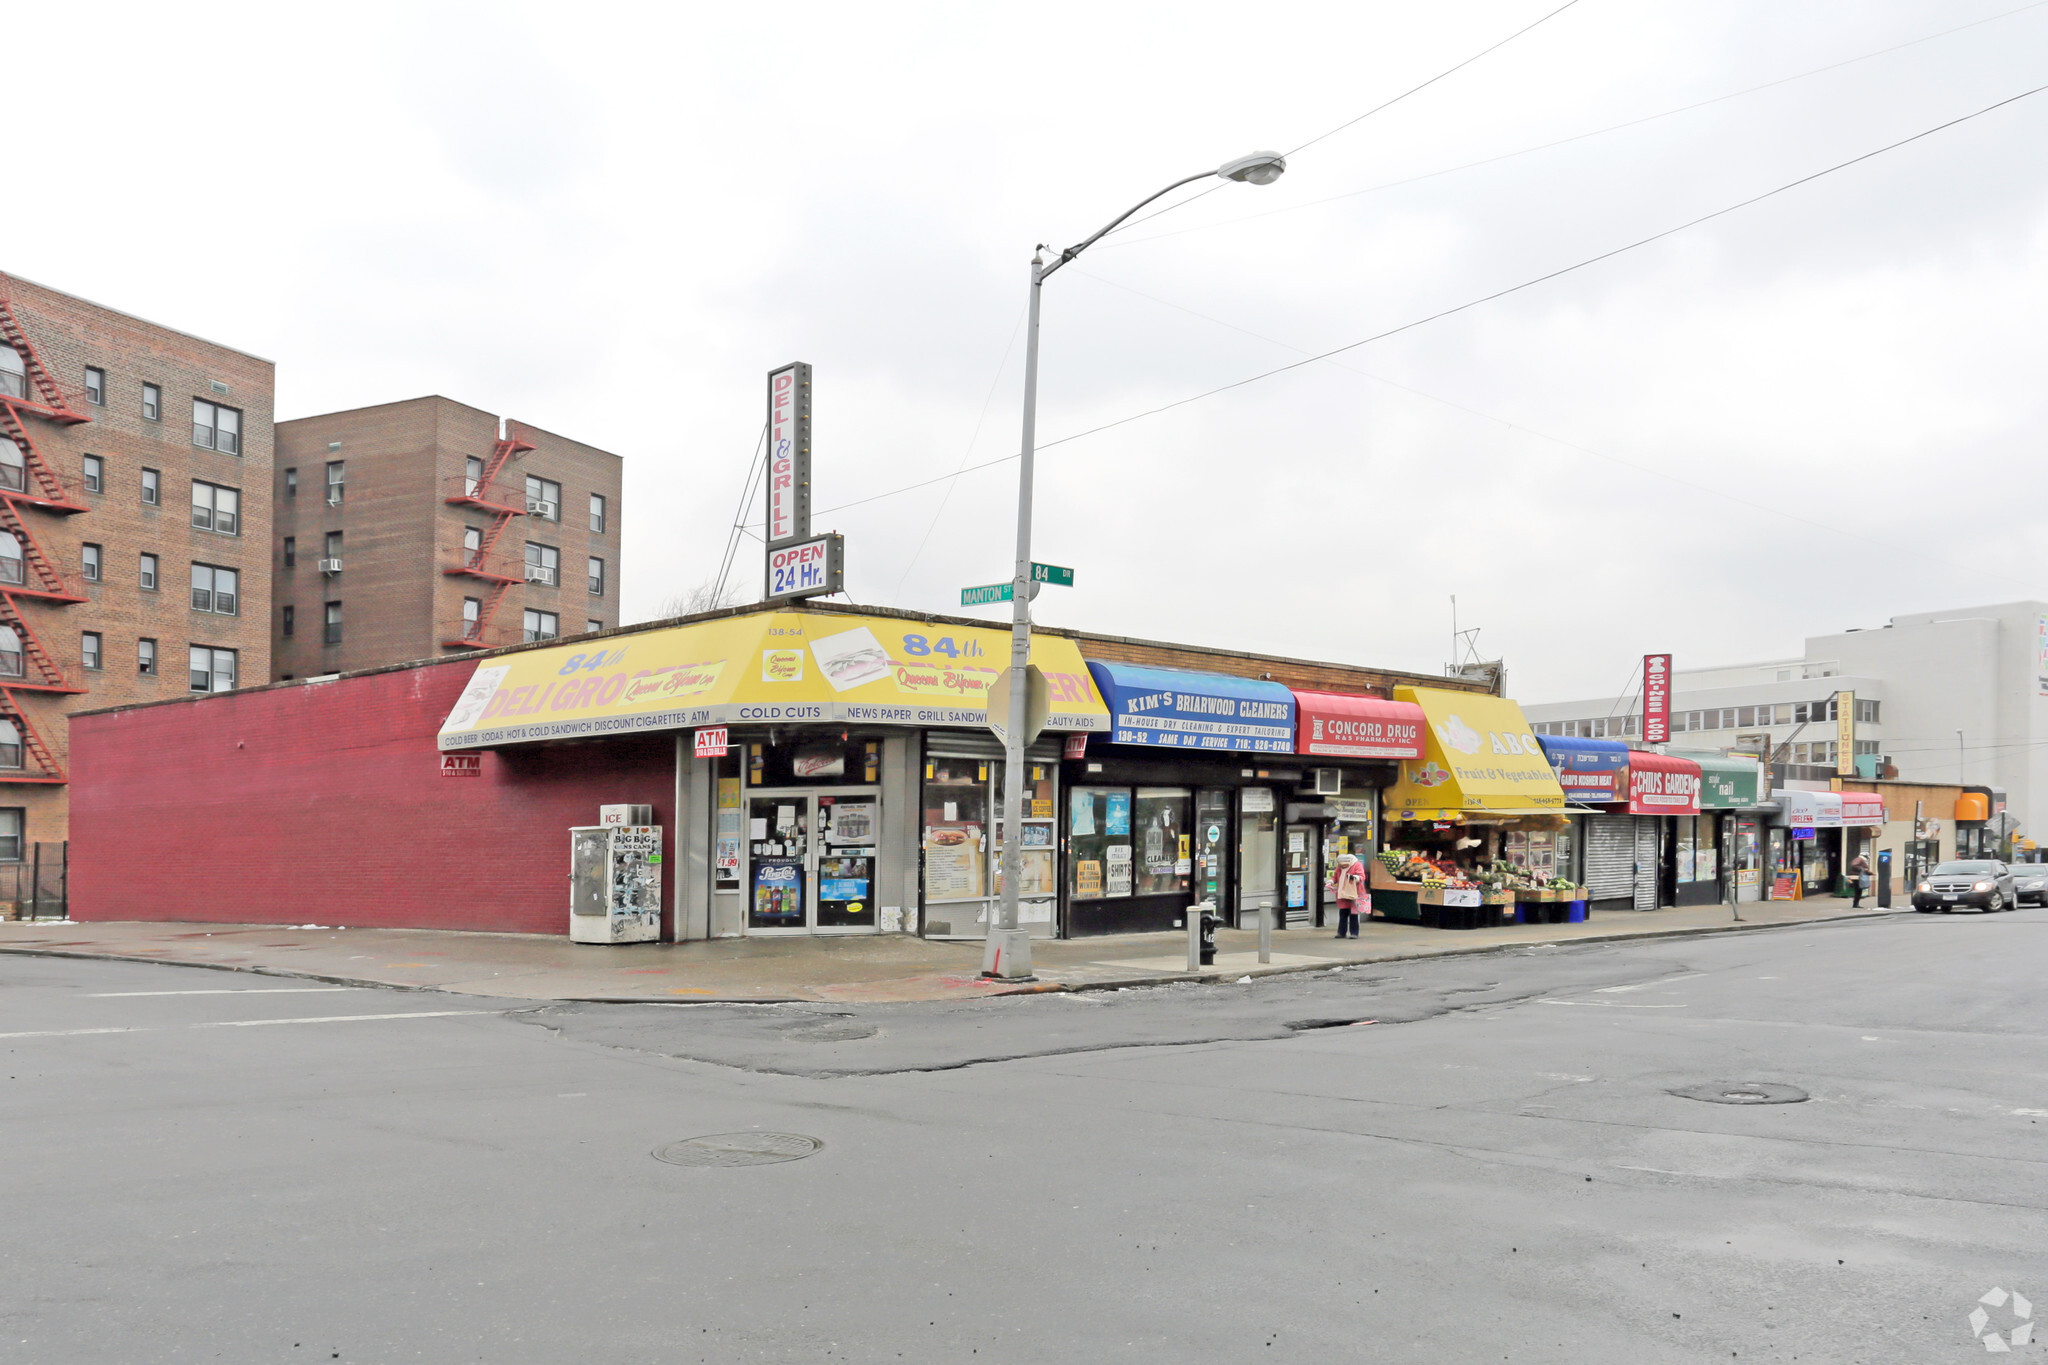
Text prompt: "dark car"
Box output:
[[2012, 866, 2048, 907], [1912, 860, 2016, 912]]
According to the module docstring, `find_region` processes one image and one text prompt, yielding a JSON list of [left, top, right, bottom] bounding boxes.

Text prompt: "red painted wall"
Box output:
[[70, 661, 675, 934]]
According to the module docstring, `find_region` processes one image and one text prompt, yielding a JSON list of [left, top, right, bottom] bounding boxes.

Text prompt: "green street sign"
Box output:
[[960, 583, 1013, 606], [1031, 563, 1073, 586]]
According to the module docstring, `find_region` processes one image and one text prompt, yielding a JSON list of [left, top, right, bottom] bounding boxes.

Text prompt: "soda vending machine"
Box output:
[[569, 824, 662, 944]]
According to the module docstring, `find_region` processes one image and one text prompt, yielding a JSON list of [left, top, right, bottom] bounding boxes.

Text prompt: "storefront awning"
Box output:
[[1381, 686, 1567, 819], [1695, 754, 1764, 809], [438, 609, 1111, 750], [1085, 662, 1294, 753], [1624, 750, 1702, 815], [1772, 789, 1885, 828], [1837, 790, 1887, 826], [1536, 734, 1629, 804], [1292, 691, 1426, 760]]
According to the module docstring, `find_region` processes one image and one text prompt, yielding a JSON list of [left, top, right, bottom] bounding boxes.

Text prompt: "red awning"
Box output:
[[1838, 790, 1887, 826], [1625, 750, 1702, 816], [1292, 691, 1427, 760]]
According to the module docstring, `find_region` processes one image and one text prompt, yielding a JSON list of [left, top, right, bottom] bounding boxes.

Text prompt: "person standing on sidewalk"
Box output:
[[1334, 854, 1369, 938], [1848, 851, 1871, 907]]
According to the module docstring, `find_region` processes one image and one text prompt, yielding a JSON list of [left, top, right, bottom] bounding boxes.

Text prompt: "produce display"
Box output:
[[1377, 849, 1477, 890]]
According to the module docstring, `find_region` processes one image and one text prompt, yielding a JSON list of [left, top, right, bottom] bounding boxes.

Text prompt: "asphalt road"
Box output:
[[3, 909, 2044, 1363]]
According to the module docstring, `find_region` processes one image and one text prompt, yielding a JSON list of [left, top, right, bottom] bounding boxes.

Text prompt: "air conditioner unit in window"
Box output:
[[526, 566, 554, 583], [528, 498, 558, 519], [1309, 767, 1343, 796], [317, 558, 343, 574]]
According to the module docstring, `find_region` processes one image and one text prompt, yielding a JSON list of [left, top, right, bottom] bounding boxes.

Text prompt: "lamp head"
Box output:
[[1216, 151, 1286, 186]]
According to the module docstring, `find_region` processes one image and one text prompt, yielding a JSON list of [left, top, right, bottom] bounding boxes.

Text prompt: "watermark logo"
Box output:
[[1971, 1287, 2033, 1352]]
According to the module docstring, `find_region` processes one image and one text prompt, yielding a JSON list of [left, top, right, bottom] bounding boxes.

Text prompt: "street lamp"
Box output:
[[983, 150, 1288, 980]]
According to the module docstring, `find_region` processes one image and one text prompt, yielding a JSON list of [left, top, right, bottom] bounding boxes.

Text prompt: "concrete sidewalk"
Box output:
[[0, 896, 1905, 1003]]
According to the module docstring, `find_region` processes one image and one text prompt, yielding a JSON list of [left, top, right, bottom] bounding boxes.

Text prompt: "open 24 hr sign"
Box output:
[[766, 533, 844, 601]]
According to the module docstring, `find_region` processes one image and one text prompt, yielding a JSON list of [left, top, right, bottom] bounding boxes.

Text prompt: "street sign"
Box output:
[[986, 665, 1051, 747], [961, 583, 1014, 606], [1031, 562, 1073, 587]]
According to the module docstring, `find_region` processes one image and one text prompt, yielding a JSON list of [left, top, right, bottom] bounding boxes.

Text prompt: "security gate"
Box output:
[[1633, 818, 1660, 911], [1583, 816, 1634, 902]]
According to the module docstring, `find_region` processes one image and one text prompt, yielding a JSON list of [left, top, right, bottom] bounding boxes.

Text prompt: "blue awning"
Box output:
[[1536, 734, 1630, 804], [1085, 662, 1296, 754]]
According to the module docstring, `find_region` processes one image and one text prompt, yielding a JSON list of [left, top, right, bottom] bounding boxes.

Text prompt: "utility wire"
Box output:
[[709, 423, 768, 604], [811, 82, 2048, 523], [1104, 0, 2048, 250], [1110, 0, 1585, 236]]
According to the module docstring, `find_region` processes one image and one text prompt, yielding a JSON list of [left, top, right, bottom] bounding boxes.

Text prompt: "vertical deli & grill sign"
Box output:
[[1642, 653, 1672, 743], [765, 362, 812, 548]]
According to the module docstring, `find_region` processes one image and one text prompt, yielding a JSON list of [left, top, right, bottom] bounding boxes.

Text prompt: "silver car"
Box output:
[[1912, 860, 2017, 912], [2011, 866, 2048, 906]]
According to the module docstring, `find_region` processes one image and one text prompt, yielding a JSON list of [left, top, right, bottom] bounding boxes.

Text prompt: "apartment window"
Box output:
[[190, 563, 239, 615], [524, 542, 559, 586], [462, 597, 480, 629], [465, 456, 485, 496], [0, 440, 23, 492], [189, 645, 237, 693], [324, 601, 342, 645], [84, 367, 105, 406], [0, 347, 24, 400], [589, 492, 606, 534], [0, 626, 21, 679], [0, 809, 21, 858], [282, 537, 295, 569], [138, 638, 157, 676], [1857, 699, 1881, 723], [523, 609, 559, 643], [524, 475, 560, 519], [0, 532, 21, 586], [139, 552, 158, 591], [587, 556, 605, 596], [324, 531, 343, 561], [82, 631, 102, 671], [141, 467, 160, 506], [83, 455, 103, 494], [0, 724, 20, 772], [463, 525, 482, 557], [284, 467, 297, 500], [1855, 739, 1881, 757], [192, 399, 241, 454], [586, 618, 603, 634], [191, 480, 240, 535], [81, 543, 102, 583], [282, 604, 295, 638], [325, 460, 345, 504], [141, 382, 161, 422]]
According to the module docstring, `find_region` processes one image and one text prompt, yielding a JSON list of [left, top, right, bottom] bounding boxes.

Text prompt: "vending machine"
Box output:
[[569, 824, 662, 944]]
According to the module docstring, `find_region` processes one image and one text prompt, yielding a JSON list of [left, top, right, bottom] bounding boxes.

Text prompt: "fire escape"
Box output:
[[439, 435, 533, 649], [0, 287, 91, 783]]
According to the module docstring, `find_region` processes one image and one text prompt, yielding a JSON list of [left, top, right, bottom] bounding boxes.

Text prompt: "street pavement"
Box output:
[[0, 894, 1888, 1002], [2, 907, 2043, 1362]]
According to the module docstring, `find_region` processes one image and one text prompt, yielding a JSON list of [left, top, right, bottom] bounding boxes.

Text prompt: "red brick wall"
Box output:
[[70, 662, 675, 934]]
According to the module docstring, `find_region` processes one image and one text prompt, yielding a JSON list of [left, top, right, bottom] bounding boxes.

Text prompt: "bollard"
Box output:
[[1186, 903, 1205, 972], [1258, 899, 1272, 964]]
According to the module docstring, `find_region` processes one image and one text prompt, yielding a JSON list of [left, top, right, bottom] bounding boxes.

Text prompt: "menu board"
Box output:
[[925, 825, 984, 900]]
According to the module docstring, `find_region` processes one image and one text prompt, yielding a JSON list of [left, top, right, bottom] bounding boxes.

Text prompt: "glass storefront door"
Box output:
[[745, 789, 882, 934], [1194, 789, 1232, 912], [1237, 790, 1278, 925]]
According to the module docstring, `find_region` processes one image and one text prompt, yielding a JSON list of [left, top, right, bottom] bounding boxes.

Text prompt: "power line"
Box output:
[[709, 423, 767, 604], [1103, 0, 2048, 250], [1110, 0, 1585, 237], [811, 81, 2048, 523]]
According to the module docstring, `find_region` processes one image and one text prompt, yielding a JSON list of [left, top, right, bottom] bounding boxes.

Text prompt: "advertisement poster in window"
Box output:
[[1105, 844, 1133, 896], [1071, 795, 1096, 836], [1105, 791, 1131, 836], [714, 777, 743, 884], [752, 860, 804, 926], [1075, 860, 1103, 897], [924, 825, 984, 900], [995, 850, 1055, 899]]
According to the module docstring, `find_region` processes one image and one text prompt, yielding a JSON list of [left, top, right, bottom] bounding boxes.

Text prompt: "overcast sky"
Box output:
[[13, 0, 2046, 700]]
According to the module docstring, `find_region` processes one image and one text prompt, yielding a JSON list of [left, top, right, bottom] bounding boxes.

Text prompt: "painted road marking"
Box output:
[[0, 1011, 500, 1040], [87, 988, 360, 997], [1592, 973, 1707, 994], [1535, 1000, 1687, 1008]]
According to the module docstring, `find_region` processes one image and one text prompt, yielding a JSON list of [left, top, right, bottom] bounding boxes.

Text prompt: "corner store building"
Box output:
[[69, 602, 1486, 938]]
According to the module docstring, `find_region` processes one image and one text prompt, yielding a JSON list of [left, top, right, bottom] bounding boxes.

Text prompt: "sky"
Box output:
[[11, 0, 2046, 702]]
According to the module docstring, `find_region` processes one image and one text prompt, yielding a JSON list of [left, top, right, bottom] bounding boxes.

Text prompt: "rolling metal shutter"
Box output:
[[1633, 818, 1660, 911], [1583, 816, 1634, 899]]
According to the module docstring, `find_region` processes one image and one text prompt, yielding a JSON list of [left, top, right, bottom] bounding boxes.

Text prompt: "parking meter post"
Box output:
[[1876, 848, 1892, 908], [1258, 900, 1272, 964]]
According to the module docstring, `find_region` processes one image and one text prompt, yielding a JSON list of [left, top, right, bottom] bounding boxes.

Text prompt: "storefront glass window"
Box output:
[[1692, 815, 1719, 884], [1131, 788, 1191, 897], [992, 761, 1059, 903], [1675, 820, 1696, 883], [1070, 786, 1134, 899], [923, 760, 990, 903]]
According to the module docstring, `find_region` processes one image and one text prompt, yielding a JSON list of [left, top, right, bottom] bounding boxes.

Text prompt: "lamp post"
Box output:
[[982, 151, 1288, 980]]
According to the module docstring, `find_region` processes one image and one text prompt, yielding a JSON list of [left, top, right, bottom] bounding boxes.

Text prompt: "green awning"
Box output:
[[1694, 755, 1764, 809]]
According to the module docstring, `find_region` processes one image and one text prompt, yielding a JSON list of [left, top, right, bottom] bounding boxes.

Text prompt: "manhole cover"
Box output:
[[653, 1132, 823, 1167], [1669, 1082, 1809, 1105]]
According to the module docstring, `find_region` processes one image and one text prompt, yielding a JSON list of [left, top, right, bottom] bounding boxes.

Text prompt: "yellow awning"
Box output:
[[438, 608, 1111, 749], [1381, 685, 1567, 819]]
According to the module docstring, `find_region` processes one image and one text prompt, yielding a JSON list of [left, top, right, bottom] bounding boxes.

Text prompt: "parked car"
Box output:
[[1911, 860, 2016, 912], [2012, 866, 2048, 906]]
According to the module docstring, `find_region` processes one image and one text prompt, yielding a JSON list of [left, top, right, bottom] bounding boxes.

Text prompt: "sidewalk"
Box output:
[[0, 896, 1903, 1004]]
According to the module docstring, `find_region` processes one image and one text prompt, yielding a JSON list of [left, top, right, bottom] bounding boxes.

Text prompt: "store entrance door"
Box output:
[[744, 789, 882, 935], [1284, 822, 1319, 928], [1237, 791, 1279, 928]]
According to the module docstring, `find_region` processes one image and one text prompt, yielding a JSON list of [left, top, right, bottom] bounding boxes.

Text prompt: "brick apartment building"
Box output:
[[0, 272, 273, 853], [271, 396, 622, 677]]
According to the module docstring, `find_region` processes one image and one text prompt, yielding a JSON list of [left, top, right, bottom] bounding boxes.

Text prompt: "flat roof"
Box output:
[[2, 270, 274, 364]]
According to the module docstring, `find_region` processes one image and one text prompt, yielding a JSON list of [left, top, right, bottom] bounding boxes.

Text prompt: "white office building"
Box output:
[[1522, 601, 2048, 833]]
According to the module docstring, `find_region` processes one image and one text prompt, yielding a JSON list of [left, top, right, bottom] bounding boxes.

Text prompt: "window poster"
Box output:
[[995, 849, 1055, 899], [1071, 793, 1097, 836], [1075, 859, 1104, 897], [752, 859, 804, 926], [1105, 792, 1131, 836], [924, 824, 984, 901], [1105, 844, 1133, 896]]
